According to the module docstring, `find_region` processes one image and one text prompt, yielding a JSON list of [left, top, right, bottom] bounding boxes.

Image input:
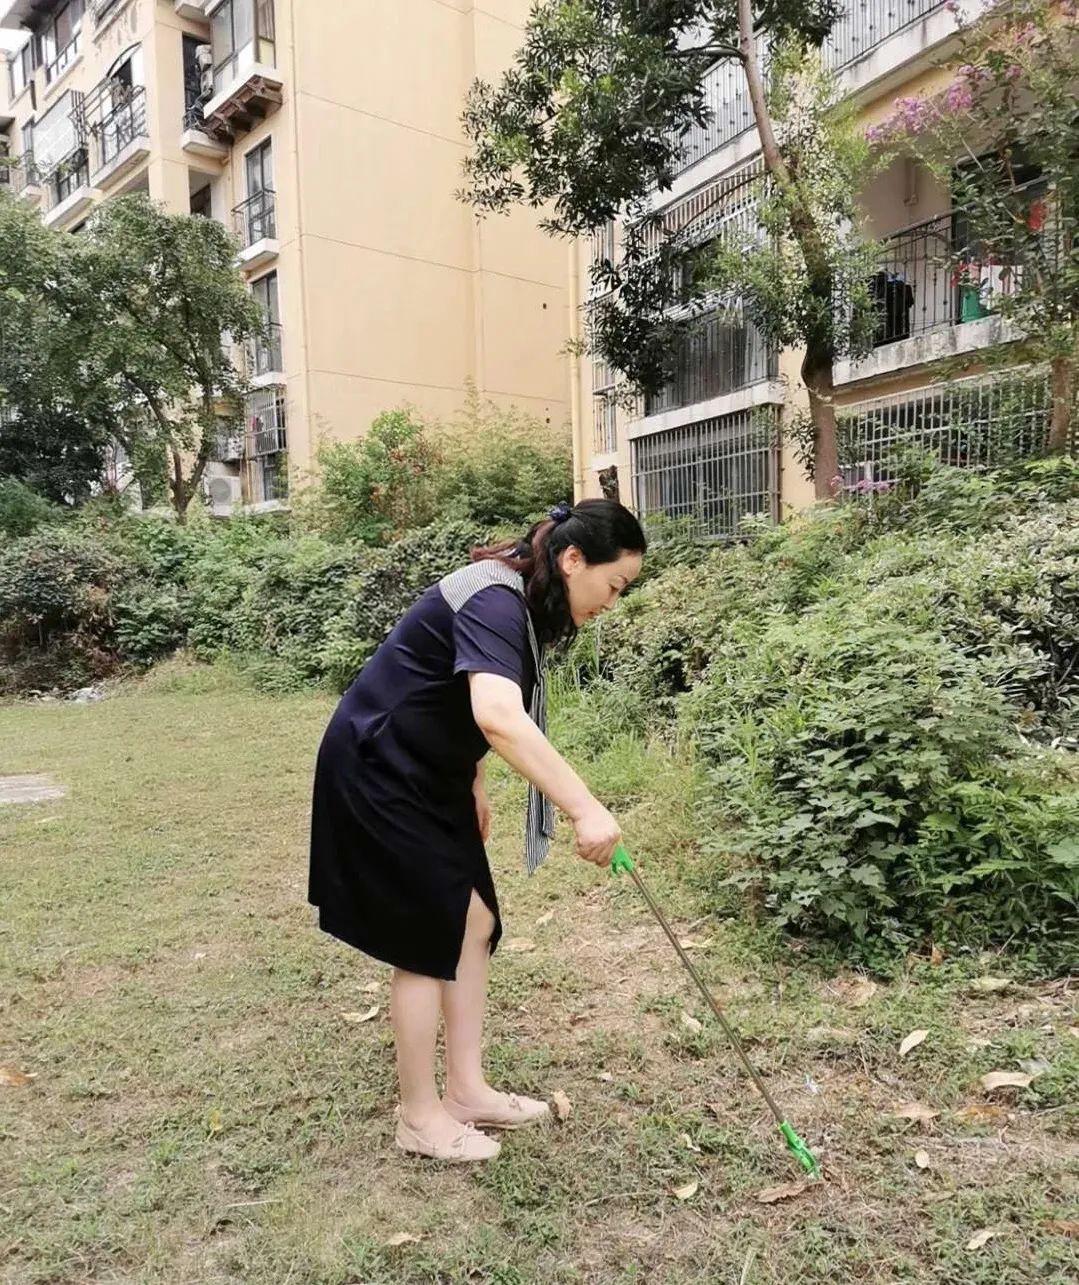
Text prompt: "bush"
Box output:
[[685, 599, 1078, 956], [0, 477, 60, 539], [296, 395, 572, 544]]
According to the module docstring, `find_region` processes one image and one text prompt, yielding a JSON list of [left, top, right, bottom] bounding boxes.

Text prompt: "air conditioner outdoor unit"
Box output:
[[199, 69, 214, 99], [206, 474, 242, 516], [195, 44, 213, 71]]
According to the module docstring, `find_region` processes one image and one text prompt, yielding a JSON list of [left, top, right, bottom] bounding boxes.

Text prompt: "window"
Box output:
[[211, 0, 276, 94], [33, 91, 82, 175], [40, 0, 85, 84], [245, 137, 273, 197], [8, 41, 34, 101], [190, 183, 212, 218], [250, 271, 282, 374]]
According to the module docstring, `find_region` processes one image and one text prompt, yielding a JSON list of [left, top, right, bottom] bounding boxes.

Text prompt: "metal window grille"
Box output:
[[632, 406, 781, 539], [675, 1, 948, 177], [592, 355, 618, 454], [645, 308, 777, 415], [836, 367, 1052, 489], [244, 385, 288, 503]]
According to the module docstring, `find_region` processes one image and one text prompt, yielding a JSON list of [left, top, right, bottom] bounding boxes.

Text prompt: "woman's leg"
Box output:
[[391, 966, 471, 1145], [441, 889, 497, 1101]]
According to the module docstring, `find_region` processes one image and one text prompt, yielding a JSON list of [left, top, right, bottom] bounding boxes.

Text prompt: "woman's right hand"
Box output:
[[571, 798, 622, 867]]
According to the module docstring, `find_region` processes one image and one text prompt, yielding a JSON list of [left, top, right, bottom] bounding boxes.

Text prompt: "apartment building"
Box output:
[[0, 0, 570, 513], [572, 1, 1061, 532]]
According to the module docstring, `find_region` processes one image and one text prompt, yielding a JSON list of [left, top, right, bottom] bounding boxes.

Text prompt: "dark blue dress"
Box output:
[[308, 575, 537, 980]]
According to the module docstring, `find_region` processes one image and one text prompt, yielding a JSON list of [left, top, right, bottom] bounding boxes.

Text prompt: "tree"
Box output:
[[459, 0, 878, 498], [0, 193, 263, 522], [81, 195, 264, 521], [869, 0, 1078, 453], [0, 194, 112, 503]]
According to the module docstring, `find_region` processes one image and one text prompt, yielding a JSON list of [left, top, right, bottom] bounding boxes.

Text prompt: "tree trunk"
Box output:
[[803, 349, 838, 500], [171, 447, 189, 524], [1048, 352, 1075, 454]]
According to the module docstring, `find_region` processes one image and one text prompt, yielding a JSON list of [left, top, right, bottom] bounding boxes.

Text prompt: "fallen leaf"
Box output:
[[535, 910, 554, 928], [360, 981, 380, 994], [552, 1090, 572, 1121], [341, 1005, 380, 1024], [953, 1103, 1007, 1124], [678, 936, 713, 951], [965, 1228, 998, 1251], [1068, 1027, 1079, 1040], [597, 1071, 613, 1083], [680, 1132, 702, 1153], [385, 1232, 421, 1247], [0, 1066, 35, 1087], [892, 1102, 940, 1123], [506, 938, 536, 953], [207, 1108, 223, 1135], [914, 1149, 931, 1169], [672, 1179, 698, 1201], [899, 1029, 929, 1058], [681, 1012, 703, 1035], [980, 1070, 1034, 1092], [756, 1180, 810, 1204], [1042, 1220, 1079, 1238], [930, 944, 945, 966], [192, 951, 207, 961], [967, 976, 1012, 996]]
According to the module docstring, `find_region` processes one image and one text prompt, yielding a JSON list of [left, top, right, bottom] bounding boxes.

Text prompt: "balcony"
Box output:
[[83, 83, 150, 188], [676, 0, 950, 177], [8, 156, 41, 202], [44, 32, 80, 86], [644, 307, 778, 417], [232, 188, 278, 270], [181, 102, 229, 159], [836, 192, 1051, 384], [201, 1, 282, 143], [42, 147, 98, 229], [246, 321, 283, 381]]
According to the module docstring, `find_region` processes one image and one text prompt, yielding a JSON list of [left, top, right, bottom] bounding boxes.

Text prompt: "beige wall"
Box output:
[[287, 0, 570, 461], [1, 0, 572, 500]]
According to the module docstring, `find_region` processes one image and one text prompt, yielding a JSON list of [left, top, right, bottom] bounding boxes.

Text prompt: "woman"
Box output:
[[308, 499, 647, 1162]]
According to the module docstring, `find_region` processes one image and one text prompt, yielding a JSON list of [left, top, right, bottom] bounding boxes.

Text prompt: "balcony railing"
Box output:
[[644, 308, 777, 416], [868, 189, 1053, 348], [676, 1, 949, 175], [91, 84, 148, 171], [8, 156, 40, 196], [247, 322, 283, 377], [45, 33, 81, 84], [183, 101, 208, 131], [232, 188, 276, 247], [49, 147, 90, 206]]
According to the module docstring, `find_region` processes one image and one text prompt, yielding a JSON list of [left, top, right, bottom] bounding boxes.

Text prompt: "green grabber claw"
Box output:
[[779, 1121, 821, 1180], [608, 841, 823, 1183], [610, 843, 635, 875]]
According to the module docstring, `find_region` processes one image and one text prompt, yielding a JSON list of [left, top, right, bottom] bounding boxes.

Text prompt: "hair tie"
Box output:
[[548, 502, 573, 525]]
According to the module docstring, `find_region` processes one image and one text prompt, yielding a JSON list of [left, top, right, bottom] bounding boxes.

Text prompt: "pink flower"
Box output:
[[1004, 63, 1022, 81], [944, 79, 974, 111]]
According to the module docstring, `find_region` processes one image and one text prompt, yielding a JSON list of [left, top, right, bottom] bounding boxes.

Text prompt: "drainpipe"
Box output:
[[568, 236, 585, 501]]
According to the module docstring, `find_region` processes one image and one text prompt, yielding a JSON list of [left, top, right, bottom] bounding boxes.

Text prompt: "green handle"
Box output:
[[779, 1121, 821, 1179], [611, 843, 635, 875]]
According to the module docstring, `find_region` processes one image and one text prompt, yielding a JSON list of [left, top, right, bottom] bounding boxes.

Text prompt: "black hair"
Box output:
[[471, 499, 647, 648]]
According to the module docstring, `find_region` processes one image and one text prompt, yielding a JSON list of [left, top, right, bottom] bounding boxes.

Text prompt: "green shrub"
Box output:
[[0, 477, 60, 539]]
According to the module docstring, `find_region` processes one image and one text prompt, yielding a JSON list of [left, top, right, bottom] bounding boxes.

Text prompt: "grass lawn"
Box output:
[[1, 659, 1076, 1284]]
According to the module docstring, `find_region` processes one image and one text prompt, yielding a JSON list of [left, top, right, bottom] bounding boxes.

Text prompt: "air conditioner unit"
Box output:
[[205, 473, 242, 516], [195, 44, 213, 71], [199, 69, 214, 99]]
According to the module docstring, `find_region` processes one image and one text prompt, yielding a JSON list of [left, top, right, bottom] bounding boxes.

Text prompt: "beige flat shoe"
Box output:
[[443, 1090, 552, 1131], [394, 1111, 501, 1162]]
